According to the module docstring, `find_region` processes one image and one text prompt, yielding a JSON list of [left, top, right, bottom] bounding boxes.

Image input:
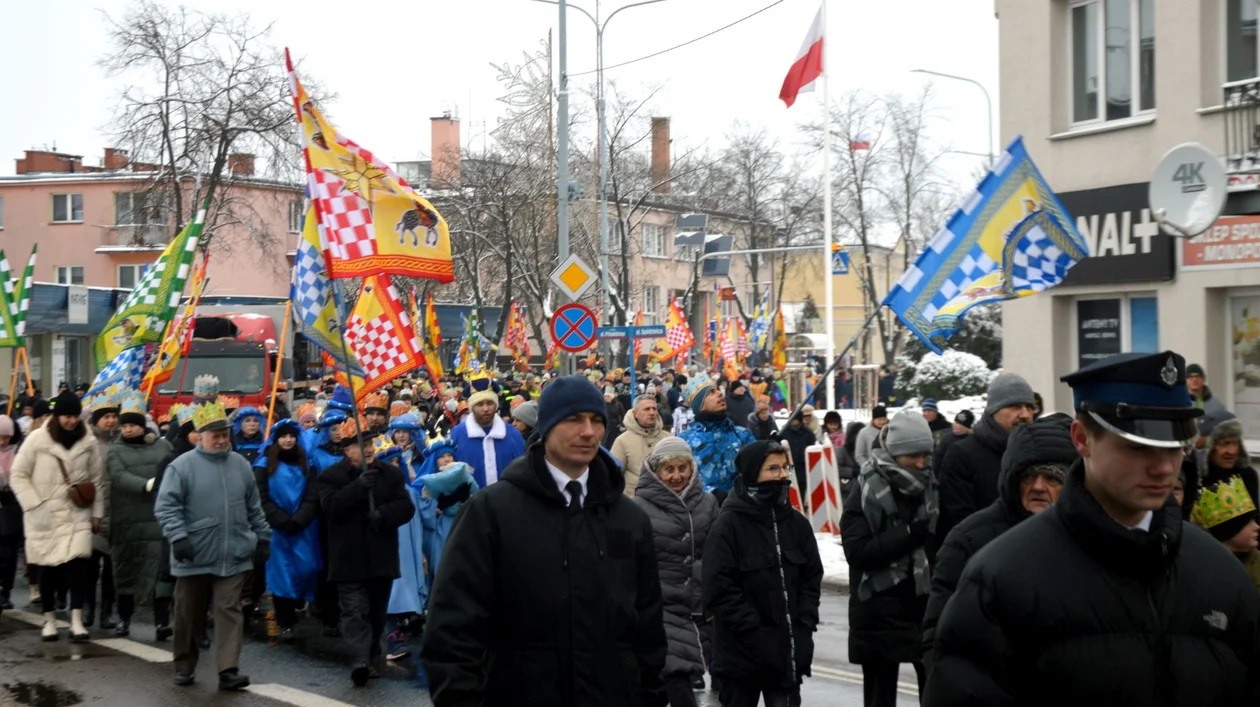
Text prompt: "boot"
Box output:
[[113, 619, 130, 637], [0, 588, 13, 610], [41, 612, 58, 642], [70, 608, 89, 643], [83, 601, 95, 628], [155, 624, 173, 642], [99, 605, 116, 630], [218, 669, 250, 691]]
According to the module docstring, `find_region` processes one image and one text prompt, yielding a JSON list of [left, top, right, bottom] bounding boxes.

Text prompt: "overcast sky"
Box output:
[[0, 0, 998, 183]]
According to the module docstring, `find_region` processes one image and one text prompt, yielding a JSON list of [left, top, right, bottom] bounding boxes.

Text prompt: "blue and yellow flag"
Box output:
[[291, 203, 367, 381], [883, 137, 1089, 353]]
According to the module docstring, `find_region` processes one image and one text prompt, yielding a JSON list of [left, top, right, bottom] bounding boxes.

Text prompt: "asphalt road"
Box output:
[[0, 581, 919, 707]]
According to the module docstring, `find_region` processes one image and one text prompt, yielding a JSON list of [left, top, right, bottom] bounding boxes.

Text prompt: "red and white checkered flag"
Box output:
[[344, 274, 424, 400], [653, 299, 695, 361]]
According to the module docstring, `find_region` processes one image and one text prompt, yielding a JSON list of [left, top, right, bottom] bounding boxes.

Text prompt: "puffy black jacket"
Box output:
[[745, 412, 778, 441], [702, 478, 823, 689], [921, 415, 1076, 672], [316, 457, 415, 582], [633, 464, 719, 678], [779, 421, 817, 497], [724, 391, 755, 429], [421, 444, 667, 707], [936, 415, 1009, 541], [924, 460, 1260, 706]]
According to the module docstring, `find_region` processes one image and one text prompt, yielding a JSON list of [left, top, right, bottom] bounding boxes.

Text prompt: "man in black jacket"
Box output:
[[421, 375, 667, 707], [924, 351, 1260, 706], [703, 441, 823, 707], [920, 413, 1076, 672], [936, 373, 1036, 541], [317, 418, 415, 686]]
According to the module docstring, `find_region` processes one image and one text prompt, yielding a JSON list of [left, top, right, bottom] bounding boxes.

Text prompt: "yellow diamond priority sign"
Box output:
[[549, 253, 598, 300]]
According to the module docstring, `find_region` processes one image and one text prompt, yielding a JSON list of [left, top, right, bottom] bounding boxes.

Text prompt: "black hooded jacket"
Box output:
[[701, 445, 823, 690], [317, 456, 415, 582], [921, 415, 1076, 670], [936, 414, 1010, 541], [421, 443, 667, 707], [923, 460, 1260, 706]]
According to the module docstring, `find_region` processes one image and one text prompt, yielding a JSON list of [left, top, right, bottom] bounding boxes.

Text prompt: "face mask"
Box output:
[[749, 479, 790, 506]]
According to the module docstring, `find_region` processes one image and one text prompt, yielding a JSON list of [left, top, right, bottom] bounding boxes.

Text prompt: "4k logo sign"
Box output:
[[1174, 161, 1206, 193]]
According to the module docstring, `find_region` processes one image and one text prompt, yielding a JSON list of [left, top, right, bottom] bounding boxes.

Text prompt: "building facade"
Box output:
[[997, 0, 1260, 445]]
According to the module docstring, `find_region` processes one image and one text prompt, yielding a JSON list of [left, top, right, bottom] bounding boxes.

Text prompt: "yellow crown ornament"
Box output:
[[192, 400, 230, 433], [1192, 476, 1258, 530], [119, 390, 146, 417]]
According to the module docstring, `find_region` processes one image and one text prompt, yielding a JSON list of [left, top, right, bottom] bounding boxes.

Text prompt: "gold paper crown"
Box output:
[[192, 401, 228, 431], [90, 385, 124, 412], [337, 414, 375, 442], [363, 391, 390, 411], [169, 403, 195, 425], [295, 401, 317, 419], [373, 435, 397, 457], [119, 390, 146, 416], [389, 400, 410, 418], [1192, 475, 1258, 529], [219, 395, 241, 411]]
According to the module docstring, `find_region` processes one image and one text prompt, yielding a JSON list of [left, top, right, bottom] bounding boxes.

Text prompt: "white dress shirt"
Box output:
[[546, 459, 590, 506]]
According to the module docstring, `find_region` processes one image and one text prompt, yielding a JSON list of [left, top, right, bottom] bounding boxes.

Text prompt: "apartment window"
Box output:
[[643, 224, 667, 258], [608, 221, 624, 254], [1070, 0, 1155, 124], [117, 264, 145, 290], [675, 244, 699, 262], [56, 266, 85, 285], [289, 200, 303, 233], [1227, 0, 1259, 82], [114, 191, 165, 226], [52, 193, 84, 223], [642, 286, 660, 323]]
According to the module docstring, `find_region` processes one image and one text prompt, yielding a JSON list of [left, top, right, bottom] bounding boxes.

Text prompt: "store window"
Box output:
[[1069, 0, 1155, 124], [1230, 293, 1260, 445], [1075, 294, 1159, 368]]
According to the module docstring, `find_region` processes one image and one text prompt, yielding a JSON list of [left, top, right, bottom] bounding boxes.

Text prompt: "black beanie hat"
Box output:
[[537, 375, 607, 441], [736, 440, 789, 487], [51, 390, 82, 418], [119, 411, 148, 428], [30, 398, 50, 420]]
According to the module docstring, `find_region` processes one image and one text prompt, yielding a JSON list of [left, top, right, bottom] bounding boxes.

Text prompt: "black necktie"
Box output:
[[566, 480, 583, 510]]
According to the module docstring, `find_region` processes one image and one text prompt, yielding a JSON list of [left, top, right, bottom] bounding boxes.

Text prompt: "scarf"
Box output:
[[856, 449, 937, 601], [972, 413, 1010, 453], [465, 414, 508, 485]]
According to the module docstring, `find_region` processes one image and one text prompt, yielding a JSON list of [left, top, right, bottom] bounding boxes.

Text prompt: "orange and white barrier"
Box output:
[[806, 444, 842, 534]]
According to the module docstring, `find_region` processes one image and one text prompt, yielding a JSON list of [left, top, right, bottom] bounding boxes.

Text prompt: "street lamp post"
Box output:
[[911, 68, 995, 167]]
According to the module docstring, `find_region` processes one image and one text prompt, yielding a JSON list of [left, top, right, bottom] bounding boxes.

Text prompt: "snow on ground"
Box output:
[[816, 532, 849, 586]]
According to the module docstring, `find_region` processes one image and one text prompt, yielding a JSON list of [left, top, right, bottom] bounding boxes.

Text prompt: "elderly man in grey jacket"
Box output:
[[155, 401, 270, 692]]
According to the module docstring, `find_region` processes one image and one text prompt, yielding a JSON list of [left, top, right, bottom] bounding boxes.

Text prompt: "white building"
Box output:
[[998, 0, 1260, 447]]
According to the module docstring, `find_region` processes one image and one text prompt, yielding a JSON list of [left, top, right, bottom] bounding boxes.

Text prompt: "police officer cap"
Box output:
[[1060, 350, 1203, 449]]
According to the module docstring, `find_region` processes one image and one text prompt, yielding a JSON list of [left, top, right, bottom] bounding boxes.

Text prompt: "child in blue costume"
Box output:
[[388, 414, 425, 483], [376, 435, 428, 662], [231, 407, 266, 464], [252, 420, 323, 642], [415, 440, 478, 588]]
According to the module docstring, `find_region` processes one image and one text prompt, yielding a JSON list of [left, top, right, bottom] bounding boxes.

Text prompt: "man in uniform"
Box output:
[[924, 351, 1260, 706]]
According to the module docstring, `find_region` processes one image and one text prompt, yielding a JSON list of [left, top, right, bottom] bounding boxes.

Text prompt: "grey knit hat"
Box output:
[[511, 400, 539, 429], [648, 436, 694, 470], [985, 372, 1036, 416], [883, 411, 935, 457]]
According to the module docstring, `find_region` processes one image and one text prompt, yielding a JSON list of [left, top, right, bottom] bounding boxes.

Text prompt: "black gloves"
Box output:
[[255, 541, 271, 565], [172, 538, 196, 563], [282, 519, 304, 534], [909, 519, 931, 542], [368, 509, 383, 531], [437, 483, 472, 511], [356, 468, 379, 489]]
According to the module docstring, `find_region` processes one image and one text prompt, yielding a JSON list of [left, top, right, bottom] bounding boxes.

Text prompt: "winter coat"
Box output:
[[254, 454, 322, 603], [421, 444, 667, 707], [633, 461, 719, 678], [926, 414, 951, 446], [923, 460, 1260, 707], [936, 414, 1009, 541], [779, 421, 817, 500], [920, 415, 1076, 672], [931, 430, 965, 476], [317, 457, 415, 583], [107, 434, 173, 599], [853, 423, 881, 468], [448, 415, 527, 489], [154, 447, 271, 578], [745, 411, 778, 441], [604, 400, 627, 449], [91, 426, 115, 555], [667, 385, 684, 413], [610, 409, 671, 498], [724, 392, 755, 429], [11, 423, 106, 567], [702, 478, 823, 689], [1193, 385, 1230, 423], [231, 408, 267, 464], [678, 416, 757, 494], [0, 439, 22, 540], [841, 453, 937, 665]]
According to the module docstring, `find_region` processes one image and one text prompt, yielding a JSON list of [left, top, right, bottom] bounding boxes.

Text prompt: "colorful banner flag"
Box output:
[[883, 136, 1089, 353], [345, 275, 425, 401], [652, 299, 695, 361], [0, 246, 36, 347], [771, 305, 788, 372], [421, 291, 445, 380], [88, 346, 146, 396], [95, 208, 203, 369], [722, 319, 740, 380], [502, 300, 530, 371], [287, 50, 454, 283], [291, 203, 368, 381], [631, 310, 645, 365], [142, 253, 209, 391], [748, 289, 771, 352], [0, 251, 20, 349]]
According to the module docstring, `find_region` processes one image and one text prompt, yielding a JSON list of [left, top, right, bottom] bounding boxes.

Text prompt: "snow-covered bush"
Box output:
[[906, 349, 993, 401]]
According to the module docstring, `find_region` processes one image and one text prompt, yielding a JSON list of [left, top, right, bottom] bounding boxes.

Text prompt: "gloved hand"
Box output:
[[254, 541, 271, 565], [172, 538, 196, 563], [909, 519, 931, 542], [283, 519, 304, 534], [437, 483, 471, 511], [368, 509, 383, 531], [356, 468, 379, 489]]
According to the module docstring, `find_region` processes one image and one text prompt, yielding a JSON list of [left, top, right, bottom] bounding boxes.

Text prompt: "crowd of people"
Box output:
[[0, 351, 1256, 705]]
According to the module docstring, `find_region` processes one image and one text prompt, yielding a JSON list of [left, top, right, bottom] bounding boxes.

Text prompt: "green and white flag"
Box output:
[[0, 245, 38, 345], [94, 209, 204, 369], [0, 250, 19, 349]]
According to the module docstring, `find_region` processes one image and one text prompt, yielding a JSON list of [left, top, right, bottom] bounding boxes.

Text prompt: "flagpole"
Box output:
[[821, 0, 835, 411], [19, 345, 33, 399], [264, 300, 293, 441], [6, 348, 18, 415], [329, 281, 375, 512]]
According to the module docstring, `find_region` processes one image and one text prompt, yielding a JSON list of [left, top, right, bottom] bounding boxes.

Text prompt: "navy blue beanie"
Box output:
[[690, 383, 715, 416], [537, 375, 608, 441]]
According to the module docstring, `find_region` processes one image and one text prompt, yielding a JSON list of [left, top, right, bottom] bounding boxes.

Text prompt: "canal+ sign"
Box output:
[[1056, 182, 1174, 285]]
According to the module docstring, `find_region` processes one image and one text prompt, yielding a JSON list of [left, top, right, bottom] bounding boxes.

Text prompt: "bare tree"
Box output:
[[99, 1, 322, 268]]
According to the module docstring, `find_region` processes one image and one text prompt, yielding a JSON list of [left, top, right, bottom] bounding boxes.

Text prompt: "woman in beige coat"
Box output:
[[10, 391, 106, 642]]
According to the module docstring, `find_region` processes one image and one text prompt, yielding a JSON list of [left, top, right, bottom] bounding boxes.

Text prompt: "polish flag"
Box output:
[[779, 6, 824, 108]]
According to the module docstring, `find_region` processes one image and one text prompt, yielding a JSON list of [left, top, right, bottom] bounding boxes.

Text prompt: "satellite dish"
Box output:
[[1148, 142, 1227, 238]]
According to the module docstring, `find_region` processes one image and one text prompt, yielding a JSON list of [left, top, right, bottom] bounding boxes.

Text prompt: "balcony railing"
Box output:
[[98, 224, 169, 251], [1225, 78, 1260, 174]]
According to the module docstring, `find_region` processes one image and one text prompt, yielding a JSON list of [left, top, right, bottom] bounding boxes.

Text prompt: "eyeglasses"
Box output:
[[763, 464, 793, 476]]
